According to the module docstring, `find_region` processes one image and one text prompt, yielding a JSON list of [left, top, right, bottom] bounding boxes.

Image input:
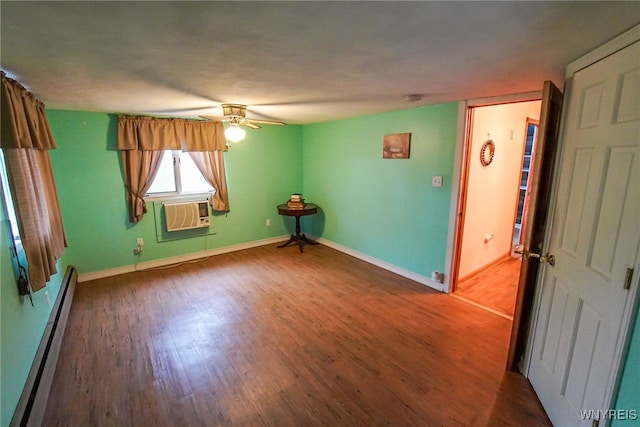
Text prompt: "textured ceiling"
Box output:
[[1, 2, 638, 124]]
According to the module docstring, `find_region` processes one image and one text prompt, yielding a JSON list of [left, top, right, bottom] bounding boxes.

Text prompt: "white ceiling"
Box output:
[[1, 2, 638, 124]]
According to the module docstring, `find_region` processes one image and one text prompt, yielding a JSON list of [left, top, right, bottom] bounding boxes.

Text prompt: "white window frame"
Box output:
[[144, 150, 215, 202], [0, 149, 21, 243]]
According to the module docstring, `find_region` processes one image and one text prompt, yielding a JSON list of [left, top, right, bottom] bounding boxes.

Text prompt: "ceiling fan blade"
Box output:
[[245, 118, 287, 126], [202, 105, 286, 129], [241, 121, 261, 129]]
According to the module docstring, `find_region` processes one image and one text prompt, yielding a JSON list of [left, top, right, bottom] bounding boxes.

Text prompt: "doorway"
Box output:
[[452, 100, 541, 318]]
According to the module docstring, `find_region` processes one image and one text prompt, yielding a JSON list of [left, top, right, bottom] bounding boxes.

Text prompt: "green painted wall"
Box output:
[[0, 178, 66, 426], [302, 104, 458, 277], [613, 312, 640, 426], [46, 110, 303, 274]]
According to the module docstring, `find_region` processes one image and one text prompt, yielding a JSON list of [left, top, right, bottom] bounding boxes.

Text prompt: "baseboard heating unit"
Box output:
[[10, 265, 77, 427]]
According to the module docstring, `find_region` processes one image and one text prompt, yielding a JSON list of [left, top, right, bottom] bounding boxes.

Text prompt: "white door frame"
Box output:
[[521, 25, 640, 417], [444, 91, 542, 294]]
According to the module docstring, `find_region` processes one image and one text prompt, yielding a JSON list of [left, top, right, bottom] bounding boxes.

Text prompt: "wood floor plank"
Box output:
[[455, 256, 522, 317], [43, 244, 549, 426]]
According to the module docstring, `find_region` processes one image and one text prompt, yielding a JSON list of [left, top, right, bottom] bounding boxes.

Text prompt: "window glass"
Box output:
[[179, 152, 213, 194], [146, 150, 213, 196], [147, 151, 176, 194], [0, 150, 20, 240]]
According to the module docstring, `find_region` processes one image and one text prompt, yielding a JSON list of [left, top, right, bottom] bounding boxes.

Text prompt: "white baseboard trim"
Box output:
[[313, 237, 446, 292], [78, 235, 446, 293], [77, 235, 289, 282], [450, 293, 514, 320]]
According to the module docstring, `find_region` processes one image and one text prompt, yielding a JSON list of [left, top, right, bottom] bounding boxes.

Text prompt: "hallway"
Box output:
[[454, 257, 522, 318]]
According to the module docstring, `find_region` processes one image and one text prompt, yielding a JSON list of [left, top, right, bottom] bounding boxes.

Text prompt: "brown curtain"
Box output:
[[121, 150, 164, 223], [1, 72, 67, 291], [117, 116, 227, 151], [182, 119, 227, 152], [117, 115, 229, 222], [188, 151, 229, 212], [117, 115, 183, 150], [1, 73, 57, 150]]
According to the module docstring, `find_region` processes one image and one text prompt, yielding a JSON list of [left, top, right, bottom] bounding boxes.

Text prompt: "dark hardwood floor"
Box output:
[[44, 244, 549, 426], [454, 257, 522, 318]]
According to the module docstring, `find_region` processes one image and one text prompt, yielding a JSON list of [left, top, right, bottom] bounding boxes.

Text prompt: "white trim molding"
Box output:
[[444, 100, 469, 294], [77, 235, 289, 282], [314, 237, 446, 293], [466, 91, 543, 108], [565, 23, 640, 77], [78, 234, 446, 293]]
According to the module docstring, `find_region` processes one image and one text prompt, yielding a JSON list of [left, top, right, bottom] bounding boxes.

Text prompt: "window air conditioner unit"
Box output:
[[164, 201, 210, 232]]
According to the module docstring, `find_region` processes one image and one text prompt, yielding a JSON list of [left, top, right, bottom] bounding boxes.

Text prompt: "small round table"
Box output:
[[277, 203, 319, 253]]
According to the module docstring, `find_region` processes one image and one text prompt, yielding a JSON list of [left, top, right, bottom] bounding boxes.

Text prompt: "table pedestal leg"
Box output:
[[277, 216, 318, 253]]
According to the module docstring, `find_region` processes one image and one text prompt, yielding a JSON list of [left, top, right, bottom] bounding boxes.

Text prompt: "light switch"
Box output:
[[432, 175, 443, 187]]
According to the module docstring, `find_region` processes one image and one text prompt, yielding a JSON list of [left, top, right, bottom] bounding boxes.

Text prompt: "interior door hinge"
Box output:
[[624, 268, 634, 290]]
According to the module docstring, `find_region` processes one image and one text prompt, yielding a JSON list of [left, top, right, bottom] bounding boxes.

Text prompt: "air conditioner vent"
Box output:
[[164, 201, 210, 232]]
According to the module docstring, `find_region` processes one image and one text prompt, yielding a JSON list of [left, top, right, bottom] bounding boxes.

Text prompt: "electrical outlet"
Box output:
[[431, 271, 444, 283], [133, 247, 142, 255], [432, 175, 443, 187], [266, 219, 271, 227], [45, 291, 50, 305], [137, 237, 144, 246]]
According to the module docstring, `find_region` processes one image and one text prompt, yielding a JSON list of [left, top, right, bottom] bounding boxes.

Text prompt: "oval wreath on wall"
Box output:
[[480, 139, 495, 166]]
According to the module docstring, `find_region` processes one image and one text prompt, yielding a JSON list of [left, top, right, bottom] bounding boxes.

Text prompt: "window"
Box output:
[[146, 151, 214, 197], [1, 149, 31, 300], [0, 150, 20, 242]]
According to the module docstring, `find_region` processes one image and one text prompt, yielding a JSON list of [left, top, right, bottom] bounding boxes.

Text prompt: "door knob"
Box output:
[[529, 252, 556, 266], [514, 248, 556, 266]]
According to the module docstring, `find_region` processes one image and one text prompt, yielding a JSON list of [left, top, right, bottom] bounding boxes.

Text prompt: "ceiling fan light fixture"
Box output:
[[225, 123, 246, 142], [222, 104, 247, 118]]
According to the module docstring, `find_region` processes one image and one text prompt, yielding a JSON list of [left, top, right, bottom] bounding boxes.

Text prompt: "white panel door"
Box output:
[[528, 41, 640, 426]]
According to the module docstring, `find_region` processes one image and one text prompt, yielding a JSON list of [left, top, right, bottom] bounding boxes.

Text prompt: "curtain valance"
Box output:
[[117, 115, 227, 152], [1, 71, 57, 150]]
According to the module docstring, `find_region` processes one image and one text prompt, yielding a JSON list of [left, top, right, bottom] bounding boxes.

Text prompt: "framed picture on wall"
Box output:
[[383, 133, 411, 159]]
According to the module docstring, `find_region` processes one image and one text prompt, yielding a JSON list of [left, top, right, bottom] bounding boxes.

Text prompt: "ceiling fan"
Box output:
[[201, 104, 286, 142]]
